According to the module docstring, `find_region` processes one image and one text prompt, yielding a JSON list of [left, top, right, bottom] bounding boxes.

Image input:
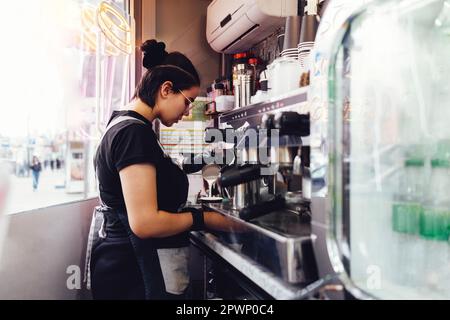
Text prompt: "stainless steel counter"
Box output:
[[190, 231, 333, 300], [189, 201, 334, 299]]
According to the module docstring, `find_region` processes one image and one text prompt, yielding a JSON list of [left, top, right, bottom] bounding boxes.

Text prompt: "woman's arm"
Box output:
[[120, 163, 244, 239], [203, 211, 248, 233], [120, 163, 193, 239]]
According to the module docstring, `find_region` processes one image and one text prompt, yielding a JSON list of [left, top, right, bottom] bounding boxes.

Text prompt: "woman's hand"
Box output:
[[120, 163, 249, 238], [203, 211, 249, 233]]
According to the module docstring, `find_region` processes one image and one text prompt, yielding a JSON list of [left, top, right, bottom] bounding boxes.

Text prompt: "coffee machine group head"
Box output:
[[261, 112, 310, 197]]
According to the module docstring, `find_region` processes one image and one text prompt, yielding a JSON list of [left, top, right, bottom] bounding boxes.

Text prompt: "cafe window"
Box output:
[[0, 0, 134, 214]]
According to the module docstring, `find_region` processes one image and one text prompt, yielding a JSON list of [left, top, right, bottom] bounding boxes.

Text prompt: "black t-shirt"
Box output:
[[94, 110, 190, 246]]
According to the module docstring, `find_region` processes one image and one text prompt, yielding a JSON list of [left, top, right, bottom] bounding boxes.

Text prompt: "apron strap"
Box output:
[[116, 211, 166, 299], [97, 115, 146, 206], [83, 206, 102, 290], [84, 115, 146, 289]]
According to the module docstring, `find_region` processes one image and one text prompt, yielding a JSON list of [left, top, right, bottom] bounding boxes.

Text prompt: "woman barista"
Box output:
[[90, 40, 237, 300]]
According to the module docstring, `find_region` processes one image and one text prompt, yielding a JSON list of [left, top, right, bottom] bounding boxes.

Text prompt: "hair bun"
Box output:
[[141, 39, 168, 69]]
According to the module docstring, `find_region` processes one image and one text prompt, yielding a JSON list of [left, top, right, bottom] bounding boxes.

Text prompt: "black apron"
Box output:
[[85, 115, 189, 300], [90, 206, 167, 299]]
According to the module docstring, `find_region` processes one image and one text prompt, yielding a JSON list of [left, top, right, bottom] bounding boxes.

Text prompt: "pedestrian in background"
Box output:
[[30, 156, 42, 192]]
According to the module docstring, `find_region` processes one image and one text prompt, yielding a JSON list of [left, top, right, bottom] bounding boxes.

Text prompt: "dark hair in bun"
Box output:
[[141, 39, 168, 69], [140, 39, 200, 84], [133, 39, 201, 108], [134, 65, 199, 108]]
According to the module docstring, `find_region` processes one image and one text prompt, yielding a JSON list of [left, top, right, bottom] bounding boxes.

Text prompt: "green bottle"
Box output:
[[420, 158, 450, 241], [392, 158, 424, 234]]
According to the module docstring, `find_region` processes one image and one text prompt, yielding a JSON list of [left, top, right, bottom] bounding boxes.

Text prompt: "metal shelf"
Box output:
[[219, 87, 309, 125]]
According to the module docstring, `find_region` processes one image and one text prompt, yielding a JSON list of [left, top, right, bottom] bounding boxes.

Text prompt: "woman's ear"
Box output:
[[160, 81, 173, 99]]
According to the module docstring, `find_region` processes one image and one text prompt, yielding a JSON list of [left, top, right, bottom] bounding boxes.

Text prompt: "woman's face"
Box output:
[[156, 82, 200, 127]]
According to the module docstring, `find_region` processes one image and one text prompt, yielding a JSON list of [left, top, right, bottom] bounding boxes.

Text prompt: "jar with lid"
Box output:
[[232, 53, 248, 81], [217, 77, 232, 95], [213, 83, 225, 98]]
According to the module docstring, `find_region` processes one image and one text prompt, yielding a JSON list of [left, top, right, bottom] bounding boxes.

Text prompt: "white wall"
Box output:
[[154, 0, 220, 93], [0, 198, 98, 300]]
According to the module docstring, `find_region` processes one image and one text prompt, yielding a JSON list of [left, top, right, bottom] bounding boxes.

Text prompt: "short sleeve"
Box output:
[[111, 123, 164, 172]]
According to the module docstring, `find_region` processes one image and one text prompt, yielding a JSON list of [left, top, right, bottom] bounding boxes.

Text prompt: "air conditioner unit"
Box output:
[[206, 0, 298, 54]]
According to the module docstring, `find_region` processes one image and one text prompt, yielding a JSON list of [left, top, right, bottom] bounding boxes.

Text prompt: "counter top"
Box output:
[[204, 201, 312, 240], [190, 231, 333, 300]]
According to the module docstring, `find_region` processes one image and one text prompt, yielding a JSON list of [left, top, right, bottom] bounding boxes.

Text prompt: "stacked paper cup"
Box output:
[[281, 48, 299, 59], [298, 43, 314, 69], [281, 16, 302, 59], [298, 15, 319, 70]]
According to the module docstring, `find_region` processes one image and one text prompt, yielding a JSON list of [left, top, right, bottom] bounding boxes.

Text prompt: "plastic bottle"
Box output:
[[248, 58, 259, 95], [419, 140, 450, 241], [415, 141, 450, 293], [420, 158, 450, 241], [206, 86, 213, 100], [392, 158, 424, 234], [390, 156, 426, 286]]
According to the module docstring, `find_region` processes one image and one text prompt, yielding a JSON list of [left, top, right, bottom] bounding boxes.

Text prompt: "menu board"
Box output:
[[159, 98, 213, 158]]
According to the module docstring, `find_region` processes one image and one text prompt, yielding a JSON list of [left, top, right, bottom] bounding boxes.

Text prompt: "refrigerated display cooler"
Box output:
[[311, 0, 450, 299]]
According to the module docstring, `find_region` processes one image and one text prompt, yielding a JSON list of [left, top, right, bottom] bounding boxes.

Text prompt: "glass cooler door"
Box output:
[[327, 0, 450, 299]]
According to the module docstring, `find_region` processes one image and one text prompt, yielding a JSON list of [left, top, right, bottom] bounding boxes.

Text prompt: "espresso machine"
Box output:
[[215, 111, 311, 216], [261, 111, 310, 199], [217, 126, 284, 220], [192, 89, 320, 288]]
